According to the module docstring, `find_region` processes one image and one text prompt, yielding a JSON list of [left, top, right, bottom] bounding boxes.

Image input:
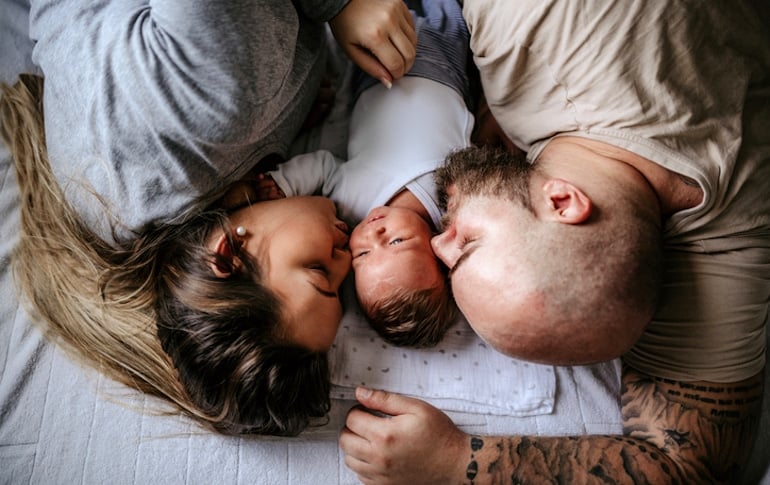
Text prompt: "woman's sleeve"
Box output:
[[28, 0, 330, 238], [31, 0, 303, 142], [293, 0, 349, 23]]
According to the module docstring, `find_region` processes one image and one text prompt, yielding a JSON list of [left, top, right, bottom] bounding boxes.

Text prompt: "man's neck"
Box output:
[[541, 136, 702, 217]]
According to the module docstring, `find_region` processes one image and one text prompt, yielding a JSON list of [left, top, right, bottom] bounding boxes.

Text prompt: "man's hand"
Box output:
[[329, 0, 417, 88], [339, 387, 467, 485]]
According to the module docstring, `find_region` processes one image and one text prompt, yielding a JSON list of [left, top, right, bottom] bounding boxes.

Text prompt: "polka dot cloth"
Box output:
[[328, 282, 556, 416]]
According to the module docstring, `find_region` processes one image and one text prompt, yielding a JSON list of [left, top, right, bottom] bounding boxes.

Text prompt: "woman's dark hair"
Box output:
[[152, 212, 332, 436]]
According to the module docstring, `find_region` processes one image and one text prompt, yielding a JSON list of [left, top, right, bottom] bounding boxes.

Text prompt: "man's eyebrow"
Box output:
[[310, 282, 338, 299], [448, 245, 477, 277]]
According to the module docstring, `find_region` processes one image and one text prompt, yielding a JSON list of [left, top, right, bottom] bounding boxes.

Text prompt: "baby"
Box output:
[[348, 174, 456, 348], [264, 0, 472, 347]]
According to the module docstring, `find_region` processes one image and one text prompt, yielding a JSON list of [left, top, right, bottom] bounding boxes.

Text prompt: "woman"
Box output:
[[1, 0, 416, 436]]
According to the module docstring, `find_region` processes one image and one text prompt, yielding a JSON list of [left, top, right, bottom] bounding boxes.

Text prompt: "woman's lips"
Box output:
[[335, 221, 349, 234]]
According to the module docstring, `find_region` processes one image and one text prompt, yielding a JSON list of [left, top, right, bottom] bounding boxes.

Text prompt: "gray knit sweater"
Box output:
[[28, 0, 347, 239]]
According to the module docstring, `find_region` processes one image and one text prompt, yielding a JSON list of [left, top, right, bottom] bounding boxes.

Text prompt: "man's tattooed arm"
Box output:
[[461, 364, 763, 484]]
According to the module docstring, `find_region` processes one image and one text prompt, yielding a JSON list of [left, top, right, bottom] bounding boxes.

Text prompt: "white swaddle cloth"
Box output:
[[328, 281, 556, 416]]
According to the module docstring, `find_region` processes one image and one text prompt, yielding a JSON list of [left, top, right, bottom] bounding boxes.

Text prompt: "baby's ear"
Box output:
[[540, 179, 592, 224], [210, 233, 240, 278]]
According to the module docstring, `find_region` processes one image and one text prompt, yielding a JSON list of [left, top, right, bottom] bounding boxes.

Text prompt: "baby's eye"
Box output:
[[353, 250, 369, 259], [389, 238, 404, 246]]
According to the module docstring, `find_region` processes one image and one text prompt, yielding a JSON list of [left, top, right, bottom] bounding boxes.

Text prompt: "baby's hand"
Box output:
[[221, 174, 285, 210], [253, 173, 286, 201]]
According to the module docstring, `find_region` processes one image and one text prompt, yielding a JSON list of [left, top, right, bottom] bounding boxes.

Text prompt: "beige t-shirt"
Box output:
[[464, 0, 770, 382]]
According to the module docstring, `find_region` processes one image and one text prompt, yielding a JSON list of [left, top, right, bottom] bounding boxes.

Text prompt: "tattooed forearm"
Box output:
[[458, 365, 763, 485], [622, 365, 763, 482], [461, 433, 684, 484]]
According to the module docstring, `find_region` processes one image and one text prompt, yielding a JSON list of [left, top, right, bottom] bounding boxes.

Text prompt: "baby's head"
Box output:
[[350, 206, 457, 347]]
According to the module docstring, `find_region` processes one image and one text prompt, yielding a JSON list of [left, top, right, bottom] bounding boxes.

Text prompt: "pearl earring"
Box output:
[[235, 226, 247, 237]]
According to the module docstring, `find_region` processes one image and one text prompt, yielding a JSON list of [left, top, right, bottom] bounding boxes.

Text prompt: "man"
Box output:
[[339, 0, 770, 482]]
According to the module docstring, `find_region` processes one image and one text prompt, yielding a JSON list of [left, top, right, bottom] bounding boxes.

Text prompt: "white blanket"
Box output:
[[329, 283, 556, 416]]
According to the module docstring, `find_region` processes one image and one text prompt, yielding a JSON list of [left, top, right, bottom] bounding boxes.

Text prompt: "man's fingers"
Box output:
[[340, 422, 371, 453], [342, 453, 377, 484], [355, 386, 419, 416]]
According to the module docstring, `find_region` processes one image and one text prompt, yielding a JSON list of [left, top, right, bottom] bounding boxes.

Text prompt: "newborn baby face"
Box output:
[[350, 206, 443, 304]]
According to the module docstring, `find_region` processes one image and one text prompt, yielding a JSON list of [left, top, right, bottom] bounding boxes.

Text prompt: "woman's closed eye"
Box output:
[[307, 264, 339, 298], [309, 264, 329, 276]]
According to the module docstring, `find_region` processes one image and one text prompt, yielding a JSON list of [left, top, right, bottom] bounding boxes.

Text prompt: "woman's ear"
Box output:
[[210, 232, 238, 278], [541, 179, 592, 224]]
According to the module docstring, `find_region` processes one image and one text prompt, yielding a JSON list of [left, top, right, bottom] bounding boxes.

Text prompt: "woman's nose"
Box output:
[[333, 229, 349, 249], [331, 248, 352, 284]]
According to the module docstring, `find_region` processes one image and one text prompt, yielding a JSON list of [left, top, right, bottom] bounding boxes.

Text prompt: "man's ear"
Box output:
[[541, 179, 592, 224], [210, 233, 238, 278]]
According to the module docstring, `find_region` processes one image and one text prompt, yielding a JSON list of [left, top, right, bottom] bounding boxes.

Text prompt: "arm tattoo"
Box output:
[[458, 364, 763, 484], [466, 436, 484, 481]]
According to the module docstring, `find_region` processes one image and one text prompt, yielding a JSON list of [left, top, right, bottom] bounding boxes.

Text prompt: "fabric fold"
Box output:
[[328, 282, 556, 416]]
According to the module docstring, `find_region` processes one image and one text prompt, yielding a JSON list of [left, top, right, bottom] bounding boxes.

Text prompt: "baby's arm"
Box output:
[[269, 150, 344, 198]]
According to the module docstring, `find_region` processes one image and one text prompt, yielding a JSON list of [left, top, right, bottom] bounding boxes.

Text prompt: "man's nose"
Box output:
[[430, 230, 457, 267]]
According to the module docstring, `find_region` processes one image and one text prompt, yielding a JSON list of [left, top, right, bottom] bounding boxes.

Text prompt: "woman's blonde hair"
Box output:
[[1, 75, 331, 435]]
